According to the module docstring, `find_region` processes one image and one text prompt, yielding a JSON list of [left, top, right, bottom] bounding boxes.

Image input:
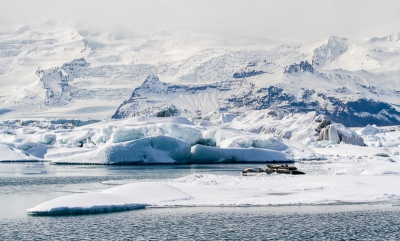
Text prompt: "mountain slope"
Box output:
[[1, 21, 400, 126]]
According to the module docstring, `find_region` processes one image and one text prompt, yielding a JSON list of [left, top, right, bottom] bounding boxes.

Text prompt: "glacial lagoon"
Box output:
[[1, 162, 400, 240]]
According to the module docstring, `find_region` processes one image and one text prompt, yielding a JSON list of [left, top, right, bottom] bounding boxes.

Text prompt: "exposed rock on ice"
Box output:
[[154, 104, 181, 117], [36, 58, 89, 106], [284, 61, 314, 73], [189, 144, 293, 163], [317, 123, 364, 146], [54, 136, 191, 164]]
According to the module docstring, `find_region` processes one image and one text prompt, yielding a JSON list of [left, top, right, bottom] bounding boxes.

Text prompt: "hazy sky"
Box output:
[[1, 0, 400, 40]]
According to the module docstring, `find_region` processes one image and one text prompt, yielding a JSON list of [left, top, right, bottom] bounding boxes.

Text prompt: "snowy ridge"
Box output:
[[312, 36, 348, 67], [112, 75, 255, 118], [370, 32, 400, 43]]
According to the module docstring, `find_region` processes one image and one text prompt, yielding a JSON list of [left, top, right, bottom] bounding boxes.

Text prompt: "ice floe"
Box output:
[[26, 170, 400, 215], [27, 182, 191, 215]]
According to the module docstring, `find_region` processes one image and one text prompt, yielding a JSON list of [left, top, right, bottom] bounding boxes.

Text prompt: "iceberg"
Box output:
[[189, 144, 293, 163], [318, 123, 364, 146], [0, 144, 40, 162]]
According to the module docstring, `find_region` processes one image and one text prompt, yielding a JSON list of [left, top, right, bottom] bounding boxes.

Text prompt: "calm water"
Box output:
[[1, 162, 400, 240], [1, 207, 400, 240]]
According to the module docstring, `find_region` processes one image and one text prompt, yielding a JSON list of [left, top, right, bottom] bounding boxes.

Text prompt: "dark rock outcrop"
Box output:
[[284, 61, 314, 74]]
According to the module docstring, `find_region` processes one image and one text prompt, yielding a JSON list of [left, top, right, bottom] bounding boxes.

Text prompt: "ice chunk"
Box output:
[[155, 123, 203, 145], [34, 134, 56, 145], [0, 144, 40, 162], [359, 124, 386, 136], [109, 126, 144, 143], [27, 182, 191, 215], [318, 123, 364, 146], [53, 136, 191, 164], [189, 144, 293, 163], [219, 134, 288, 151]]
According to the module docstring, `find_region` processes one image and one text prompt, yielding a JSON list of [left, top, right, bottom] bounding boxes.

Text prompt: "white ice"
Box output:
[[27, 160, 400, 215], [54, 136, 191, 164], [0, 143, 40, 162], [27, 182, 191, 215]]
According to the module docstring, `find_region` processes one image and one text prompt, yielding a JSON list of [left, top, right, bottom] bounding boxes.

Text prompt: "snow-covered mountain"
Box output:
[[1, 20, 400, 126]]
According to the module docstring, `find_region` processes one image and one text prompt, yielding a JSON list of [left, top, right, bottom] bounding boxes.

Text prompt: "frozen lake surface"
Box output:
[[1, 162, 400, 240]]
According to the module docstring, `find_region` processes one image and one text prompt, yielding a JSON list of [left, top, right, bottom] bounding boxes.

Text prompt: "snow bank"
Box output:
[[0, 144, 40, 162], [27, 182, 191, 215], [189, 144, 293, 163], [359, 124, 386, 136], [54, 136, 191, 164]]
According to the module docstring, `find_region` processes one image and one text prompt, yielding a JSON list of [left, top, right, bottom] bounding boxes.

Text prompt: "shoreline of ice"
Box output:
[[27, 169, 400, 216]]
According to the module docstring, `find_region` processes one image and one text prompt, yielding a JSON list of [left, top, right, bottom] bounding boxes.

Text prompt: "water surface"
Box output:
[[1, 162, 400, 240]]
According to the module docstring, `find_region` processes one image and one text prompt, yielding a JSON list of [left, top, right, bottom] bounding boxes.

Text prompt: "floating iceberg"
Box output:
[[27, 182, 191, 215], [54, 136, 191, 164]]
